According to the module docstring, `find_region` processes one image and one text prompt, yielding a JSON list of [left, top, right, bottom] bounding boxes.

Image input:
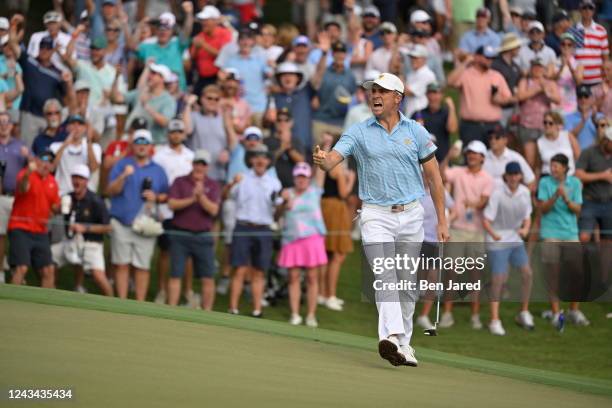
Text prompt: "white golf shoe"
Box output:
[[317, 295, 327, 305], [305, 315, 318, 328], [438, 312, 454, 328], [471, 314, 483, 330], [289, 314, 303, 326], [488, 319, 506, 336], [325, 297, 344, 311], [568, 310, 590, 326], [378, 335, 407, 367], [416, 315, 434, 330], [399, 345, 418, 367], [515, 310, 535, 330]]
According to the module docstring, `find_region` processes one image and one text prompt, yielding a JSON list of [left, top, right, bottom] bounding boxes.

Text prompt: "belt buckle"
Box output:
[[391, 204, 404, 213]]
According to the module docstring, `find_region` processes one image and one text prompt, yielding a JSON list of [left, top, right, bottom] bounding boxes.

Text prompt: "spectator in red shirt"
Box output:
[[191, 6, 233, 96], [8, 150, 60, 288]]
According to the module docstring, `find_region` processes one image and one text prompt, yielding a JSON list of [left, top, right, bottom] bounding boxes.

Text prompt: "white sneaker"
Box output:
[[568, 310, 590, 326], [606, 312, 612, 319], [438, 312, 454, 328], [317, 295, 327, 305], [489, 319, 506, 336], [190, 293, 202, 309], [416, 315, 434, 330], [378, 335, 407, 366], [289, 314, 303, 326], [471, 314, 483, 330], [305, 315, 318, 328], [261, 298, 270, 308], [75, 285, 88, 294], [154, 290, 167, 304], [325, 297, 344, 311], [541, 310, 553, 320], [515, 310, 535, 330], [228, 308, 239, 315], [399, 344, 418, 367], [551, 312, 562, 329], [216, 277, 230, 295]]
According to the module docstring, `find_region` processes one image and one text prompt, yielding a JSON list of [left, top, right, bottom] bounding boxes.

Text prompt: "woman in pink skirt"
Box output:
[[277, 162, 328, 328]]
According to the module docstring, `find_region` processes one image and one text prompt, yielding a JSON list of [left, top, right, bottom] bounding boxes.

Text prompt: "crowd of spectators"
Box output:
[[0, 0, 610, 334]]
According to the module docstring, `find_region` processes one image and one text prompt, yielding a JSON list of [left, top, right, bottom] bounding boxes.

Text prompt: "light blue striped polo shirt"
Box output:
[[334, 112, 436, 206]]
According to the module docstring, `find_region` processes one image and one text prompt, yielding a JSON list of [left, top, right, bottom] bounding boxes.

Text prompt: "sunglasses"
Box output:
[[543, 120, 555, 126], [205, 96, 220, 101], [597, 123, 609, 128], [491, 134, 506, 140], [581, 5, 595, 10], [578, 94, 591, 99], [45, 111, 61, 116], [133, 138, 151, 145], [560, 42, 574, 47], [382, 30, 394, 35], [106, 28, 120, 32], [39, 155, 53, 162]]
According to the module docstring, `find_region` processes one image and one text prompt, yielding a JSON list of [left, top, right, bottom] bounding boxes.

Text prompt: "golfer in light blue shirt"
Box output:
[[313, 72, 449, 368]]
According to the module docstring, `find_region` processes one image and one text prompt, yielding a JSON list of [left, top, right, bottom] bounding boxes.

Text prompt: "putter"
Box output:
[[424, 242, 443, 336]]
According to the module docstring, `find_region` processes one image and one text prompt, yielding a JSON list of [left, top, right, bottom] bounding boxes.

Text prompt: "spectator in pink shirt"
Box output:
[[448, 46, 514, 146], [440, 140, 494, 330], [219, 69, 252, 136]]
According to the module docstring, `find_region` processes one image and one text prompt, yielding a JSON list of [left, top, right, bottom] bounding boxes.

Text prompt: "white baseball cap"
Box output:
[[362, 72, 405, 95], [407, 44, 428, 58], [363, 69, 381, 83], [380, 22, 397, 34], [71, 163, 91, 179], [464, 140, 487, 156], [149, 63, 173, 82], [43, 11, 62, 24], [244, 126, 263, 140], [0, 17, 9, 30], [133, 129, 153, 143], [196, 5, 221, 20], [410, 10, 431, 24], [528, 21, 545, 32], [159, 12, 176, 28]]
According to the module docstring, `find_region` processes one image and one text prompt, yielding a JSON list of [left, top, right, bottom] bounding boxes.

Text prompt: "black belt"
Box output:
[[237, 221, 269, 228]]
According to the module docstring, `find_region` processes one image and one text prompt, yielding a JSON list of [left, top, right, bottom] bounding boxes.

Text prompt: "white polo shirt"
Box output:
[[232, 169, 282, 226], [484, 147, 536, 188], [152, 144, 194, 220], [50, 138, 102, 196], [483, 183, 532, 245]]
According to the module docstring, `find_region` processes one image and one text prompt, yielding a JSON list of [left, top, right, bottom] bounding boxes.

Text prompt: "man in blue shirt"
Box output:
[[565, 85, 598, 149], [458, 8, 501, 55], [314, 72, 448, 368], [106, 129, 168, 301]]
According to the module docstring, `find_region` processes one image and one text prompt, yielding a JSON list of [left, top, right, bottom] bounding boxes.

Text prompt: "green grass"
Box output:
[[17, 244, 612, 382], [1, 287, 611, 407]]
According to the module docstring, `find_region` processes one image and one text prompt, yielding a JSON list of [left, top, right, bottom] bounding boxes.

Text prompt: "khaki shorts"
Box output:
[[110, 218, 156, 270], [0, 195, 14, 235], [52, 240, 105, 272], [312, 121, 343, 147], [540, 239, 578, 264], [447, 228, 485, 259]]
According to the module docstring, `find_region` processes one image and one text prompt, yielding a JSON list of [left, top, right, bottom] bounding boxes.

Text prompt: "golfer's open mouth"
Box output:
[[373, 101, 383, 108]]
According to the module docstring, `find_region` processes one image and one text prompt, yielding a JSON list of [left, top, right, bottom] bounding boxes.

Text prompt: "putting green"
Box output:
[[1, 295, 610, 407]]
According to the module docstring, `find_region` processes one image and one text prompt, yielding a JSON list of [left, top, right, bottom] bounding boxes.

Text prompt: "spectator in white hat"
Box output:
[[361, 5, 383, 49], [191, 5, 233, 96], [133, 3, 194, 91], [403, 44, 436, 118], [112, 62, 177, 144], [516, 21, 556, 76], [51, 163, 113, 296], [440, 140, 494, 330], [366, 22, 398, 74], [27, 11, 74, 72]]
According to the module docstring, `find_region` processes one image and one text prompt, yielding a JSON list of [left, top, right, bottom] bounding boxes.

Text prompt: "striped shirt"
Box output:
[[334, 112, 437, 206], [573, 21, 609, 85]]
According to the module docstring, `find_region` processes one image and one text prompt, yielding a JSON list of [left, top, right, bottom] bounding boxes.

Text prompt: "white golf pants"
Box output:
[[360, 202, 424, 346]]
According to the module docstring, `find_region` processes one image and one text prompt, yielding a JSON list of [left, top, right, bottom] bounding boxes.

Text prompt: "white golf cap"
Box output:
[[464, 140, 487, 155], [149, 63, 173, 82], [159, 12, 176, 28], [380, 22, 397, 34], [244, 126, 263, 140], [43, 11, 62, 24], [362, 72, 405, 94], [410, 10, 431, 24], [363, 69, 381, 82], [193, 149, 212, 163], [74, 80, 91, 92], [528, 21, 545, 32], [407, 44, 428, 58], [224, 67, 242, 81], [275, 61, 302, 76], [0, 17, 9, 30], [196, 5, 221, 20], [133, 129, 153, 143], [363, 5, 380, 18], [71, 163, 91, 179]]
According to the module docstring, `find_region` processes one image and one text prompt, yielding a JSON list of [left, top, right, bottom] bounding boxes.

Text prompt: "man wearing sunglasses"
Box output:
[[7, 149, 60, 288], [565, 85, 599, 149], [572, 0, 609, 88]]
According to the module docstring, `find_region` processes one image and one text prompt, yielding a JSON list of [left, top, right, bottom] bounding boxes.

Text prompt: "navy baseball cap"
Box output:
[[130, 117, 148, 130], [67, 114, 86, 124], [505, 161, 522, 174], [40, 36, 55, 49]]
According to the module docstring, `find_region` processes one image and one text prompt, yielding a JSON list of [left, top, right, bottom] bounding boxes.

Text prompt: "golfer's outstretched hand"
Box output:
[[313, 145, 326, 169]]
